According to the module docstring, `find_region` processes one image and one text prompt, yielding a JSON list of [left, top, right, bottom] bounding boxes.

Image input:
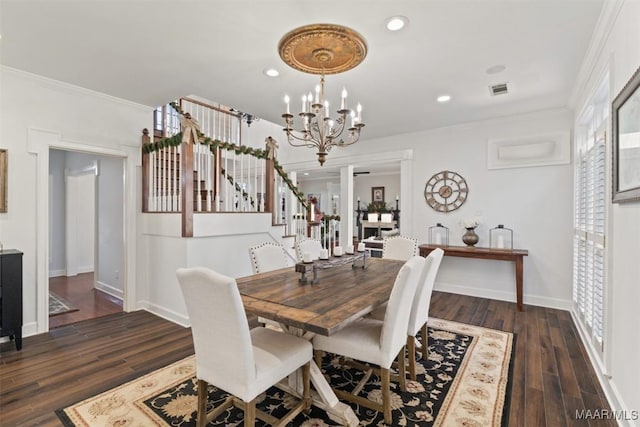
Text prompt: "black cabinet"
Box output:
[[0, 249, 23, 351]]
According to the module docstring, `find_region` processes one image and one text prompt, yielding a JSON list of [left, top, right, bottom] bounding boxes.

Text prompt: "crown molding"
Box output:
[[281, 148, 413, 172], [568, 0, 626, 109], [1, 66, 153, 113]]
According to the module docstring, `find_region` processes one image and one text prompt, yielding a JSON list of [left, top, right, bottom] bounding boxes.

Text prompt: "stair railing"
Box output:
[[141, 100, 309, 237]]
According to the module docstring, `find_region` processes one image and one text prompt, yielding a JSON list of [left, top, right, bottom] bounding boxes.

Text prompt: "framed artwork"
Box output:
[[371, 186, 385, 202], [612, 65, 640, 203], [0, 149, 6, 213]]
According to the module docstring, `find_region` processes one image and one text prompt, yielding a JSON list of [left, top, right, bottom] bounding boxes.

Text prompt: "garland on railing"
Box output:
[[141, 102, 308, 208], [220, 167, 255, 208]]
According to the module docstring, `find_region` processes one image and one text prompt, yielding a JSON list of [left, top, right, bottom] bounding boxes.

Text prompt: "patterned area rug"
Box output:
[[49, 292, 79, 317], [57, 319, 513, 426]]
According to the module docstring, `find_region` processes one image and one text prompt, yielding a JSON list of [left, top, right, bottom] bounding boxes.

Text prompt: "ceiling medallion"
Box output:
[[278, 23, 367, 75]]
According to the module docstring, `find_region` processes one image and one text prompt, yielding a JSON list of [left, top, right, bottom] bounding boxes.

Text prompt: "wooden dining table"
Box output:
[[236, 257, 404, 427]]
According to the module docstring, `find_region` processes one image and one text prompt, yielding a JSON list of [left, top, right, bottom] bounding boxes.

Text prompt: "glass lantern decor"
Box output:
[[489, 224, 513, 250], [428, 223, 449, 246]]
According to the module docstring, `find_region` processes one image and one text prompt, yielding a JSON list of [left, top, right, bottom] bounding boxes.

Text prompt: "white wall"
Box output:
[[570, 0, 640, 422], [0, 67, 150, 335], [278, 108, 574, 308], [61, 151, 125, 294], [139, 213, 296, 325], [49, 150, 66, 274], [67, 173, 95, 273]]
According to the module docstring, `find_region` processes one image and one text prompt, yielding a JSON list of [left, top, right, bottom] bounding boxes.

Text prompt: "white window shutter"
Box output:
[[573, 83, 607, 353]]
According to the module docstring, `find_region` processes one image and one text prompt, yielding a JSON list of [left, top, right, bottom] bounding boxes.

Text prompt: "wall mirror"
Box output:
[[612, 66, 640, 203]]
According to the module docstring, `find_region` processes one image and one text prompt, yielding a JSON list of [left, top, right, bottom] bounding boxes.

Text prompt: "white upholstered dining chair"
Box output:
[[294, 238, 323, 262], [312, 256, 425, 425], [382, 235, 419, 261], [406, 248, 444, 379], [249, 242, 291, 328], [249, 241, 288, 274], [176, 267, 312, 427], [369, 248, 444, 380]]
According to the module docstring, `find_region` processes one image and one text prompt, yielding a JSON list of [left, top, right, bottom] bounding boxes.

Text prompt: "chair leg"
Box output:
[[244, 398, 256, 427], [397, 345, 407, 392], [421, 323, 429, 359], [381, 367, 392, 425], [196, 379, 208, 427], [407, 335, 417, 381], [314, 349, 323, 368]]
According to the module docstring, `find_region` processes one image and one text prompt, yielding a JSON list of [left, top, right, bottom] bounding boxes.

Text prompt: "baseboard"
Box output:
[[434, 281, 572, 311], [570, 310, 638, 427], [77, 266, 94, 274], [49, 269, 66, 278], [0, 321, 39, 345], [22, 321, 38, 338], [137, 300, 190, 328], [95, 281, 124, 301]]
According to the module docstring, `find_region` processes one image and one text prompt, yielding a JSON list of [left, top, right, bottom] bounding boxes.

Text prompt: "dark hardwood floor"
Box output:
[[0, 292, 614, 427], [49, 273, 123, 329]]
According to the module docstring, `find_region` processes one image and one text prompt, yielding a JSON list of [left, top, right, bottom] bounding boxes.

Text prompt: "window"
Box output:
[[153, 103, 180, 139], [573, 75, 608, 353]]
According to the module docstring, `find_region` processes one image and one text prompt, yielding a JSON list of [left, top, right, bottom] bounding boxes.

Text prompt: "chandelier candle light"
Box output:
[[278, 24, 368, 166]]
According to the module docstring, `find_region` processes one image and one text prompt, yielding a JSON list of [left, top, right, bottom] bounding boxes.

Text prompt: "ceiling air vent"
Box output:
[[489, 82, 509, 96]]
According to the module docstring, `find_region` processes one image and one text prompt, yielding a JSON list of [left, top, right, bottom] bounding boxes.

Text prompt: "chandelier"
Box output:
[[278, 24, 368, 166]]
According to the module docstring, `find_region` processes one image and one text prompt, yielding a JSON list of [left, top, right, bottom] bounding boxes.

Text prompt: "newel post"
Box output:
[[265, 157, 274, 215], [141, 129, 150, 213], [181, 140, 194, 237], [180, 114, 197, 237], [264, 136, 279, 219]]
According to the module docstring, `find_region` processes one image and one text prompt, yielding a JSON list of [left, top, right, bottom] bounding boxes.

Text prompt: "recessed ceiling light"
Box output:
[[303, 172, 310, 176], [263, 68, 280, 77], [486, 64, 506, 75], [437, 95, 452, 103], [386, 16, 408, 31]]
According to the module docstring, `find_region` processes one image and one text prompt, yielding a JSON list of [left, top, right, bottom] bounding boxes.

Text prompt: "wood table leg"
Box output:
[[283, 327, 360, 427], [515, 256, 524, 311]]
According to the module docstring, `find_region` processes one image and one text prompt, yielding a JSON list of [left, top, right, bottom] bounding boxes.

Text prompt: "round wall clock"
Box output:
[[424, 170, 469, 212]]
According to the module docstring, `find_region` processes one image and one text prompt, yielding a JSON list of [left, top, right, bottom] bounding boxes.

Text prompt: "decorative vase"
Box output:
[[462, 227, 479, 247]]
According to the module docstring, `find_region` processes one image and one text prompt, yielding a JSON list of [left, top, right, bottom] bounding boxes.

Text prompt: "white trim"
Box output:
[[27, 127, 137, 333], [96, 281, 124, 300], [434, 281, 572, 311], [0, 322, 40, 343], [49, 269, 66, 278], [138, 303, 190, 328], [281, 149, 413, 172], [568, 0, 625, 108], [487, 132, 571, 169], [66, 161, 99, 178], [1, 66, 152, 114], [570, 309, 637, 427]]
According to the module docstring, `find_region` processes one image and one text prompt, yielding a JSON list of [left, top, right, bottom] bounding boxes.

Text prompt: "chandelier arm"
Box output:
[[326, 114, 347, 140], [285, 130, 322, 149]]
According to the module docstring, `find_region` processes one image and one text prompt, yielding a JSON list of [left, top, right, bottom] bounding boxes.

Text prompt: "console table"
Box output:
[[419, 244, 529, 311]]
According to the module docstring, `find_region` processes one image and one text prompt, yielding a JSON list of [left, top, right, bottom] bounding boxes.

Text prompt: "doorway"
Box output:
[[48, 149, 124, 328]]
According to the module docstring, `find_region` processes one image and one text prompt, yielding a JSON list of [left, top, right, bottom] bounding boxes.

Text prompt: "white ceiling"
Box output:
[[0, 0, 602, 143]]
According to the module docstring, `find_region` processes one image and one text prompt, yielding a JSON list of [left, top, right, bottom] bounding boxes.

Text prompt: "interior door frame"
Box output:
[[28, 128, 138, 334]]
